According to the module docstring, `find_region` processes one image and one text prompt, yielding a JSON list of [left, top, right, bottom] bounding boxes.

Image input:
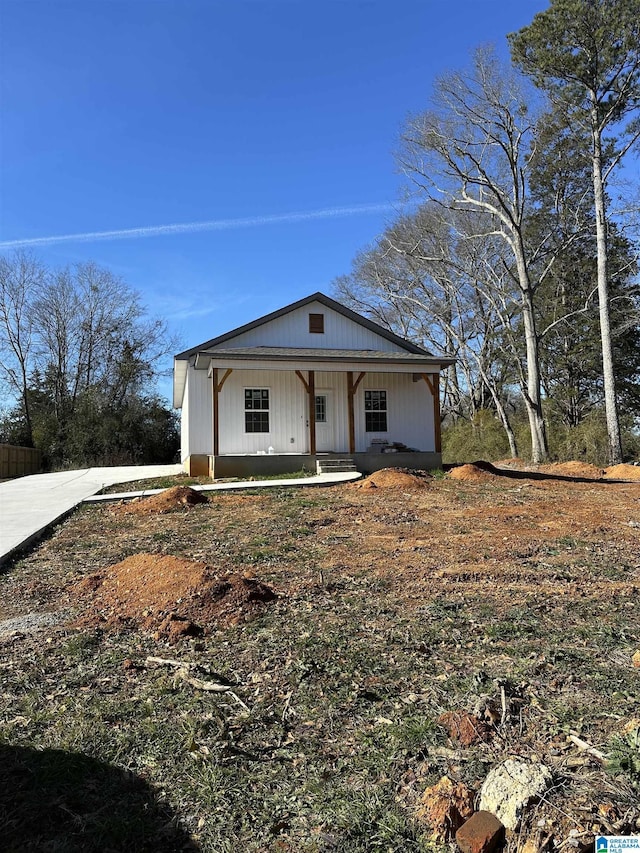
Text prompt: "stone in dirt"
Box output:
[[156, 613, 203, 641], [479, 760, 552, 830], [455, 811, 505, 853], [438, 710, 493, 746], [415, 776, 475, 842]]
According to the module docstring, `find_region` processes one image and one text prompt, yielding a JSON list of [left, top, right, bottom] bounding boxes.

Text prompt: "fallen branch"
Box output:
[[176, 669, 232, 693], [146, 655, 195, 670], [145, 655, 250, 710], [500, 683, 508, 725], [567, 731, 606, 762]]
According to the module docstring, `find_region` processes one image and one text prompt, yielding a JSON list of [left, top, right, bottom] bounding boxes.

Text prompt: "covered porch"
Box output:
[[182, 346, 451, 478]]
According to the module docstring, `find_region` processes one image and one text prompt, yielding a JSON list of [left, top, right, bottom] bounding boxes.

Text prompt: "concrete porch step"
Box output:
[[316, 458, 358, 474]]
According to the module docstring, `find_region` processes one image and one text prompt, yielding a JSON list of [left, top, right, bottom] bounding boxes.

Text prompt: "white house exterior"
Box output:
[[173, 293, 453, 477]]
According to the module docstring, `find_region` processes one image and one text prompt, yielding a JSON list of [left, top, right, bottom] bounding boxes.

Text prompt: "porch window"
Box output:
[[314, 394, 327, 423], [364, 390, 387, 432], [245, 388, 270, 433]]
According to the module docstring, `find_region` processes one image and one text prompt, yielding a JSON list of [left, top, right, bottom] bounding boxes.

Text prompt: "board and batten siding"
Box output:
[[182, 367, 436, 456], [353, 372, 433, 452], [217, 369, 308, 454], [181, 367, 214, 460], [212, 301, 404, 352]]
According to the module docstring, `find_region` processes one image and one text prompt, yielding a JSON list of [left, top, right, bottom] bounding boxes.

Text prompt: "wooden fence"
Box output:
[[0, 444, 42, 479]]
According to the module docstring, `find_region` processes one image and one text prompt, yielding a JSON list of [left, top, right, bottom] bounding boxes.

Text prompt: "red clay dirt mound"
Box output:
[[73, 553, 277, 640], [604, 463, 640, 481], [353, 468, 432, 490], [114, 486, 209, 515], [540, 461, 604, 479], [448, 463, 499, 483]]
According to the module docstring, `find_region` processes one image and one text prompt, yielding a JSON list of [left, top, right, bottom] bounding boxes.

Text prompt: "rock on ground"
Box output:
[[455, 810, 505, 853], [479, 760, 552, 830], [415, 776, 475, 841]]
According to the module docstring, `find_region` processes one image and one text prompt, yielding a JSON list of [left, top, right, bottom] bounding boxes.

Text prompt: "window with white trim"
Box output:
[[245, 388, 270, 433], [364, 390, 387, 432]]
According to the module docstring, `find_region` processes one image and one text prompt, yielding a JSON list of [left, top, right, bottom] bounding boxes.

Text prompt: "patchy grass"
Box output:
[[0, 476, 639, 851], [101, 469, 317, 495]]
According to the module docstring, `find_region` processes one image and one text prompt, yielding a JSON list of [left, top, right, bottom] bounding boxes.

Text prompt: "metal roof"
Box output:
[[194, 346, 454, 368]]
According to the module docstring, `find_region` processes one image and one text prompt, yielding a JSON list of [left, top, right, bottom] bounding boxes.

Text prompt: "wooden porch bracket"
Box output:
[[212, 368, 233, 457], [295, 370, 310, 393], [347, 371, 366, 454], [295, 369, 316, 455], [421, 373, 441, 454]]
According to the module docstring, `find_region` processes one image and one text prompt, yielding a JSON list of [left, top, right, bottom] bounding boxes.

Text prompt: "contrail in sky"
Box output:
[[0, 203, 397, 249]]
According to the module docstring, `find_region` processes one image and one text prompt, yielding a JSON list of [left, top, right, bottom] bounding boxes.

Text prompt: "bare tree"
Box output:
[[0, 254, 178, 465], [398, 48, 551, 462], [335, 204, 522, 456], [510, 0, 640, 463], [0, 251, 46, 446]]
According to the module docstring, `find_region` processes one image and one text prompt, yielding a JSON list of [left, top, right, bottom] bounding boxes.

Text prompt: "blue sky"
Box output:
[[1, 0, 548, 403]]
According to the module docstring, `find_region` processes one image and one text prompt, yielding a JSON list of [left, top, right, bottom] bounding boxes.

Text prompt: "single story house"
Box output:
[[173, 292, 453, 478]]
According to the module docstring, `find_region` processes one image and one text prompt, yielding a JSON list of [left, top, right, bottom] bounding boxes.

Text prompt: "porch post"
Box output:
[[212, 368, 219, 456], [212, 367, 233, 458], [308, 370, 316, 455], [421, 373, 442, 454], [294, 369, 316, 455], [432, 373, 441, 453], [347, 372, 355, 454], [347, 371, 366, 454]]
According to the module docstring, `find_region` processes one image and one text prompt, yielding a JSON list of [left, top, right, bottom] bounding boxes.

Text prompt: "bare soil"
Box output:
[[352, 467, 432, 489], [605, 463, 640, 481], [447, 463, 500, 483], [113, 485, 209, 515], [73, 553, 278, 639], [540, 460, 606, 479]]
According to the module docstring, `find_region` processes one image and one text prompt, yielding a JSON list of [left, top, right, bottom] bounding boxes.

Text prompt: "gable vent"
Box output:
[[309, 313, 324, 334]]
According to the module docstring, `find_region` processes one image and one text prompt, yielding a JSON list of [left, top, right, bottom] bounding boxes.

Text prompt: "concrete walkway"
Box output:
[[84, 471, 362, 503], [0, 465, 362, 565], [0, 464, 182, 566]]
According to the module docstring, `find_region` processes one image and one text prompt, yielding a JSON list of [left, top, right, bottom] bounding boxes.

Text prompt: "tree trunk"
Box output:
[[485, 379, 518, 458], [592, 123, 623, 464], [515, 245, 548, 464]]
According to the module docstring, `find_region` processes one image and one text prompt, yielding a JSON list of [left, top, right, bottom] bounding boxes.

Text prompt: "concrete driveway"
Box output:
[[0, 464, 182, 565]]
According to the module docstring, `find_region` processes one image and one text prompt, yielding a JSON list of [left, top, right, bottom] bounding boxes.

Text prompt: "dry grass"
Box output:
[[0, 472, 639, 851]]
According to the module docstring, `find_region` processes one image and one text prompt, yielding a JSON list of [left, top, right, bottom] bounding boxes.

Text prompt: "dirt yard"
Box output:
[[0, 465, 638, 852]]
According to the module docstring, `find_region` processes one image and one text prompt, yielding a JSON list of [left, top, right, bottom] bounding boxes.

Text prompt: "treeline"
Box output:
[[335, 0, 640, 464], [0, 252, 179, 469]]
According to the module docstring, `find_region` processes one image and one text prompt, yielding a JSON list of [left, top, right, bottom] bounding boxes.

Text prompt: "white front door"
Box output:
[[314, 392, 334, 452]]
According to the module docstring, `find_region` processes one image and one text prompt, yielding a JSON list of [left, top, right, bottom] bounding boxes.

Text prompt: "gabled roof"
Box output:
[[174, 291, 431, 359], [173, 291, 454, 408]]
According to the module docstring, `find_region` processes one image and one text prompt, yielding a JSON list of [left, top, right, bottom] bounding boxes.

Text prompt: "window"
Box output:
[[364, 390, 387, 432], [309, 313, 324, 334], [314, 394, 327, 423], [245, 388, 270, 433]]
